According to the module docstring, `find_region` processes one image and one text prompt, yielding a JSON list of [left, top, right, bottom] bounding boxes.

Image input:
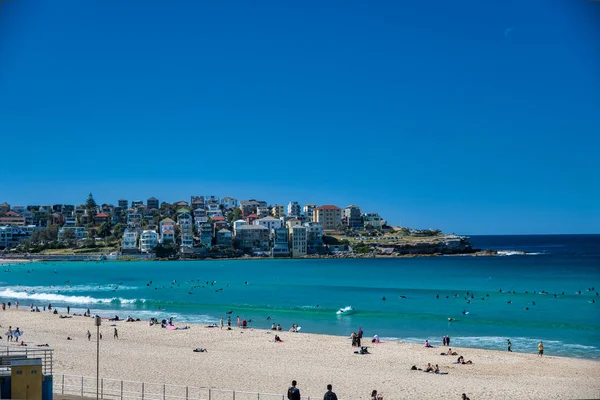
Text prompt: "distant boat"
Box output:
[[336, 306, 355, 315]]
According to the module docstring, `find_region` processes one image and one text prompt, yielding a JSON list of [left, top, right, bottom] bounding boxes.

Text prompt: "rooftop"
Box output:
[[316, 205, 341, 210]]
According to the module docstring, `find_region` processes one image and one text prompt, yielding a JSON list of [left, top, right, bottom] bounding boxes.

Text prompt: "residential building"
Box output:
[[286, 218, 302, 230], [174, 200, 189, 208], [131, 200, 144, 208], [290, 225, 308, 257], [147, 197, 159, 210], [343, 205, 363, 229], [177, 211, 193, 236], [127, 210, 142, 228], [58, 226, 88, 240], [235, 225, 270, 253], [206, 203, 222, 218], [12, 205, 26, 213], [304, 222, 324, 254], [118, 199, 128, 209], [256, 206, 270, 218], [139, 230, 159, 253], [121, 229, 138, 253], [240, 199, 266, 217], [190, 196, 205, 210], [20, 210, 34, 225], [199, 223, 213, 248], [233, 219, 248, 235], [287, 201, 301, 217], [0, 215, 25, 227], [221, 197, 238, 210], [363, 213, 386, 230], [0, 202, 10, 213], [254, 216, 282, 233], [313, 205, 342, 231], [205, 196, 220, 207], [64, 216, 77, 226], [271, 204, 285, 219], [181, 233, 194, 249], [303, 204, 316, 222], [0, 226, 12, 248], [193, 208, 206, 218], [216, 228, 233, 247], [272, 226, 290, 257], [160, 218, 175, 244], [94, 213, 110, 225], [245, 213, 258, 225], [61, 205, 75, 216]]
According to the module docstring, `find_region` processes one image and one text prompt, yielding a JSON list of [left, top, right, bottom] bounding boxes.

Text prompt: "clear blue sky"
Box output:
[[1, 0, 599, 234]]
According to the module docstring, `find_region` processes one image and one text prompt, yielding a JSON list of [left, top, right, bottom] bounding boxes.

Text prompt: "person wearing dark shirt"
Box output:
[[323, 384, 338, 400], [287, 380, 300, 400]]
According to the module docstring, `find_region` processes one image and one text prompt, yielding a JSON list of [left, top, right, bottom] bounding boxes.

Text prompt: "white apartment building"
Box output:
[[139, 230, 159, 253], [303, 204, 316, 222], [287, 201, 301, 217], [221, 197, 239, 210], [254, 216, 282, 233], [122, 229, 138, 251]]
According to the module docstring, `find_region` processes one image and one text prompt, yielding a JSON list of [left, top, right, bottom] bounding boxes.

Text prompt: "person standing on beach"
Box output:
[[287, 380, 300, 400], [538, 341, 544, 357], [87, 330, 91, 341], [220, 318, 223, 330], [323, 384, 338, 400], [114, 328, 118, 339], [237, 316, 241, 328], [447, 336, 451, 346], [67, 305, 70, 314], [442, 335, 447, 346], [507, 339, 512, 352], [227, 316, 231, 327]]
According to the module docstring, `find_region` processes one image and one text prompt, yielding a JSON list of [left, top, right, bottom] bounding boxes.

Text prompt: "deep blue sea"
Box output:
[[1, 235, 599, 359]]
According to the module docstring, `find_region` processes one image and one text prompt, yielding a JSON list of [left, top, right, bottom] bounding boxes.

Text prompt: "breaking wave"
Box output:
[[0, 288, 142, 305]]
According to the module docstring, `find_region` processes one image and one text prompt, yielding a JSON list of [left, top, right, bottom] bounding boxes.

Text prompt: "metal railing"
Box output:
[[56, 374, 319, 400], [0, 344, 53, 375]]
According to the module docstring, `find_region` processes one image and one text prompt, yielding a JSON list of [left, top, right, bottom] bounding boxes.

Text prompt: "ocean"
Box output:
[[1, 234, 599, 360]]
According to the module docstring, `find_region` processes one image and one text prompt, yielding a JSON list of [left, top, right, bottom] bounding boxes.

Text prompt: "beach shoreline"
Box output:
[[2, 309, 599, 399]]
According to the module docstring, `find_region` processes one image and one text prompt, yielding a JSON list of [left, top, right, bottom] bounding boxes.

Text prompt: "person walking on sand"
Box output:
[[114, 328, 118, 339], [538, 341, 544, 357], [220, 317, 223, 330], [87, 330, 91, 341], [67, 305, 70, 314], [287, 380, 300, 400], [507, 339, 512, 352], [227, 316, 231, 327], [323, 384, 338, 400]]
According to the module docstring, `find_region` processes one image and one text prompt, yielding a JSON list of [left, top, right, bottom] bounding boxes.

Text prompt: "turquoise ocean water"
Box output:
[[1, 234, 599, 359]]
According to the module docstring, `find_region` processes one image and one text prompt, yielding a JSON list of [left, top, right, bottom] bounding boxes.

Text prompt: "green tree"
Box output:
[[112, 223, 125, 239], [97, 222, 111, 238], [85, 193, 97, 214], [45, 225, 59, 241], [61, 229, 75, 241]]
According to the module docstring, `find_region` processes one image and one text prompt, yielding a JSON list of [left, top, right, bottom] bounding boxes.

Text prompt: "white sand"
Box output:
[[2, 309, 599, 399]]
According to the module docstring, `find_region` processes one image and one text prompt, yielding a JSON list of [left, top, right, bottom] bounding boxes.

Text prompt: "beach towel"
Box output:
[[167, 325, 176, 330]]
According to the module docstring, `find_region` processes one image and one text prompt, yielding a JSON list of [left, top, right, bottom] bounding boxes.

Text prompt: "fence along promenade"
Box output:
[[56, 373, 325, 400]]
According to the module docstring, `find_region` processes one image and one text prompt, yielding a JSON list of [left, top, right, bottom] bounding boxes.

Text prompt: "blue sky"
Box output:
[[1, 0, 598, 234]]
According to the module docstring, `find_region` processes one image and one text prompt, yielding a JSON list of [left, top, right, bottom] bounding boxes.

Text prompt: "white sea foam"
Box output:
[[3, 284, 137, 293], [382, 335, 598, 356], [0, 288, 142, 305]]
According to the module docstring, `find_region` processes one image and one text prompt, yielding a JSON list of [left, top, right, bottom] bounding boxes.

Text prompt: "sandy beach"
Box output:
[[1, 309, 598, 400]]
